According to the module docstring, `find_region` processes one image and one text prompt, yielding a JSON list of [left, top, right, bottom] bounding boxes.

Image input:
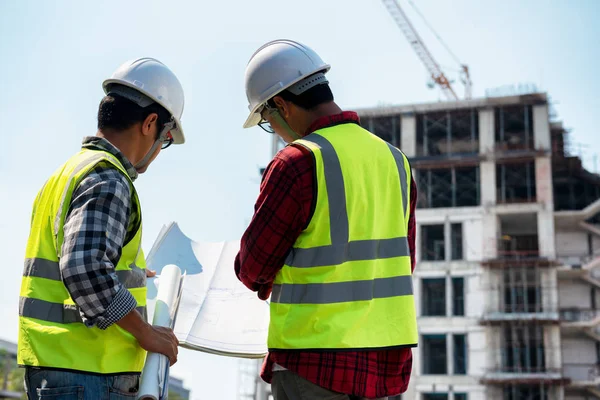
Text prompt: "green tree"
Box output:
[[168, 392, 186, 400], [0, 349, 26, 399]]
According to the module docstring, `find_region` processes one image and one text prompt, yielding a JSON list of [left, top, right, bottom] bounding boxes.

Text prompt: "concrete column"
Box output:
[[535, 157, 554, 207], [444, 220, 452, 262], [538, 210, 556, 259], [468, 329, 487, 376], [446, 273, 452, 317], [540, 269, 558, 313], [478, 108, 495, 154], [556, 386, 565, 400], [481, 213, 498, 260], [480, 162, 497, 207], [447, 333, 453, 375], [533, 104, 551, 151], [401, 113, 417, 157], [544, 326, 562, 369]]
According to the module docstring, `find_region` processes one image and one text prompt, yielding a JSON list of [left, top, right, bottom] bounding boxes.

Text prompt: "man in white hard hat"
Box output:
[[18, 58, 185, 398], [235, 40, 418, 399]]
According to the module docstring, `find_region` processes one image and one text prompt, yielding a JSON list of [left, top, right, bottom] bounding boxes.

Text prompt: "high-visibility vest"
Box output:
[[18, 148, 148, 374], [268, 123, 418, 351]]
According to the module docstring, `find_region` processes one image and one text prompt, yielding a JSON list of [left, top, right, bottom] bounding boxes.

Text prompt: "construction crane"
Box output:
[[380, 0, 472, 101]]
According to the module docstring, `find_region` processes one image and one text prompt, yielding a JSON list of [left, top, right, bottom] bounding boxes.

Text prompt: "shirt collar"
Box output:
[[305, 111, 361, 136], [81, 136, 139, 181]]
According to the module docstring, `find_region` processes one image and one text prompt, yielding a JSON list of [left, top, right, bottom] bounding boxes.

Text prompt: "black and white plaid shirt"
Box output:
[[60, 136, 141, 330]]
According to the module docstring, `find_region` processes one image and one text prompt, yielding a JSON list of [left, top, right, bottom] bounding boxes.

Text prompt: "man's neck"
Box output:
[[96, 129, 139, 165], [301, 102, 343, 136]]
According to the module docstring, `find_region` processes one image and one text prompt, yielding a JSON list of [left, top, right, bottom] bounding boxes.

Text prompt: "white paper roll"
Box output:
[[138, 264, 183, 400]]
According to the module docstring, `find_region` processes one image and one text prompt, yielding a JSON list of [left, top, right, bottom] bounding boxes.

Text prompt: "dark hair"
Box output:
[[97, 93, 171, 132], [267, 82, 334, 111]]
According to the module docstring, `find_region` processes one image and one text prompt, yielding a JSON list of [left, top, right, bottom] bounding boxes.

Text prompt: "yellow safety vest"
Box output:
[[268, 123, 418, 350], [18, 148, 147, 374]]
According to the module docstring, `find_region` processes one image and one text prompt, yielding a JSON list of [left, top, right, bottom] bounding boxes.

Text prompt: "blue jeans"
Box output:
[[24, 367, 140, 400]]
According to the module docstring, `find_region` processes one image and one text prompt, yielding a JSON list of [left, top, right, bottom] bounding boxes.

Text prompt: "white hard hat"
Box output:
[[102, 57, 186, 144], [243, 39, 331, 129]]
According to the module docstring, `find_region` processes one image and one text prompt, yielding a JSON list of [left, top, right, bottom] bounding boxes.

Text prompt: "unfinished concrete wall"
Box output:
[[468, 329, 487, 376], [481, 214, 498, 259], [558, 280, 592, 309], [401, 113, 416, 157], [594, 235, 600, 253], [538, 211, 557, 259], [562, 337, 597, 383], [480, 162, 496, 207], [562, 337, 596, 365], [536, 157, 554, 206], [556, 230, 590, 259], [483, 269, 501, 314], [533, 104, 551, 150], [545, 326, 562, 369], [541, 269, 558, 311], [467, 272, 485, 317], [478, 108, 494, 154], [463, 219, 483, 262]]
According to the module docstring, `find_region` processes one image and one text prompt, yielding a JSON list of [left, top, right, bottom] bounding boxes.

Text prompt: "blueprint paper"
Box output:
[[145, 222, 269, 358], [139, 265, 182, 400]]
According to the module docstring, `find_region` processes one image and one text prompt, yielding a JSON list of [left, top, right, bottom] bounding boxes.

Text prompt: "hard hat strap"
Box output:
[[134, 119, 176, 170], [269, 108, 302, 142]]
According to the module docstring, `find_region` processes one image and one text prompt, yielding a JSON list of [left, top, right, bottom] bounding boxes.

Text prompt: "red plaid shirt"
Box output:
[[234, 112, 417, 398]]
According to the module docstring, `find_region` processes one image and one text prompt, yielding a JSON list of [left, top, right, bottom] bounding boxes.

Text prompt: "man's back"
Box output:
[[236, 112, 418, 398]]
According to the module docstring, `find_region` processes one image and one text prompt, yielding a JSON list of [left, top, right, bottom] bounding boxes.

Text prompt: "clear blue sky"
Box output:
[[1, 0, 598, 398]]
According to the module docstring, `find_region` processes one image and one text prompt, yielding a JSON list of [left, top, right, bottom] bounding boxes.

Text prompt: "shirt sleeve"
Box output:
[[235, 145, 315, 300], [59, 165, 137, 330]]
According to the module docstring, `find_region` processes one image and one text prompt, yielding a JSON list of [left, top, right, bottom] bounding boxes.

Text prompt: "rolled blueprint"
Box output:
[[138, 264, 183, 400]]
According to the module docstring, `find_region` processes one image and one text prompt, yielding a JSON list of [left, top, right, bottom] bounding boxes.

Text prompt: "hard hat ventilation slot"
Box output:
[[287, 73, 329, 96]]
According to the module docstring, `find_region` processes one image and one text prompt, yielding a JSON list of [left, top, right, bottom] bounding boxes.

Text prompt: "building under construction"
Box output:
[[359, 92, 600, 400]]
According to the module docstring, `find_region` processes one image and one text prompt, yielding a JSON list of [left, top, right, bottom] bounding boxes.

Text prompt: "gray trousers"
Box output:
[[271, 370, 388, 400]]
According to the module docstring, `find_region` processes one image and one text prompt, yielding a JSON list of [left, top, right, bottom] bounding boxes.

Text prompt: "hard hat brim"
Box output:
[[243, 111, 263, 129], [102, 78, 185, 144]]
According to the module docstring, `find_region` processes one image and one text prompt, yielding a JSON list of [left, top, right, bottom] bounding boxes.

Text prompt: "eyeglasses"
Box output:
[[258, 105, 277, 134], [258, 120, 275, 134], [161, 132, 174, 149]]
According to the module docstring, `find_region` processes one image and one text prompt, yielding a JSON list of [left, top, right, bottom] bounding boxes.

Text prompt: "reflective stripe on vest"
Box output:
[[19, 297, 147, 325], [267, 123, 418, 351], [18, 149, 148, 374], [23, 258, 147, 289]]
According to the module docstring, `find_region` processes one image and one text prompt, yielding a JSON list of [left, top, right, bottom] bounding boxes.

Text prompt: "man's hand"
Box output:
[[117, 309, 179, 366], [146, 269, 156, 278], [137, 326, 180, 366], [258, 284, 272, 301]]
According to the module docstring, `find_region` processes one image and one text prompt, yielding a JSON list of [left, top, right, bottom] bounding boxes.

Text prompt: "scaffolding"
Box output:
[[496, 160, 537, 204], [416, 165, 480, 208], [495, 105, 535, 152], [551, 121, 600, 216], [361, 115, 401, 147], [416, 109, 479, 157]]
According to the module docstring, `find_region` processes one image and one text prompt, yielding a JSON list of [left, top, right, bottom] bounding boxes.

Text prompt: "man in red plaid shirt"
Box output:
[[235, 40, 418, 400]]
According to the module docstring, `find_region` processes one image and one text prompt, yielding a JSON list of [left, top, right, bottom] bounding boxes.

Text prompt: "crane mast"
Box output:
[[381, 0, 471, 101]]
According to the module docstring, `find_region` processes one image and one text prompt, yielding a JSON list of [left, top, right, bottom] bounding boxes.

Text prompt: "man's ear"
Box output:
[[141, 113, 158, 137], [273, 96, 291, 119]]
